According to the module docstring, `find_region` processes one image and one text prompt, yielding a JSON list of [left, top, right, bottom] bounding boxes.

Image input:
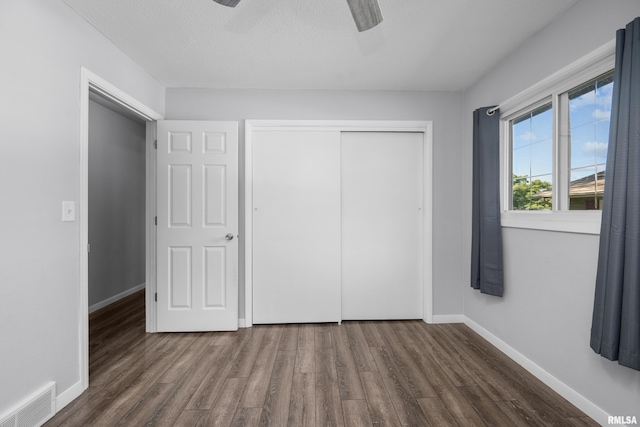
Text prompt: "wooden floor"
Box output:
[[46, 291, 597, 426]]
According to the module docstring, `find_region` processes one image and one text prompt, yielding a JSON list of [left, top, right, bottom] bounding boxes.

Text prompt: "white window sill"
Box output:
[[501, 211, 602, 235]]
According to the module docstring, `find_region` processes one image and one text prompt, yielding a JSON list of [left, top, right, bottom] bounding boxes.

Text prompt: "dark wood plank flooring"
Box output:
[[46, 291, 597, 426]]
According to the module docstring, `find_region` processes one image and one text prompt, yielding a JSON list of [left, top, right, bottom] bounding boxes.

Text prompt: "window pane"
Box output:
[[570, 123, 597, 169], [531, 105, 553, 140], [512, 175, 552, 211], [512, 145, 531, 177], [595, 118, 611, 154], [569, 166, 605, 210], [512, 119, 532, 150], [530, 138, 553, 177], [511, 103, 553, 210], [569, 72, 613, 210]]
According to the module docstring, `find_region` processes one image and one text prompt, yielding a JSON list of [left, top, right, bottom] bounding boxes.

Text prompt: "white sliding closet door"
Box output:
[[341, 132, 424, 320], [252, 131, 342, 324]]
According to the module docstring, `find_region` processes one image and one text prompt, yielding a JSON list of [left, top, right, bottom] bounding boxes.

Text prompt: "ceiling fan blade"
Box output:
[[345, 0, 383, 32], [212, 0, 242, 7]]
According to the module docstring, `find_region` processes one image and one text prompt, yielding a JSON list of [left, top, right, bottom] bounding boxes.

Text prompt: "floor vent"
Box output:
[[0, 382, 55, 427]]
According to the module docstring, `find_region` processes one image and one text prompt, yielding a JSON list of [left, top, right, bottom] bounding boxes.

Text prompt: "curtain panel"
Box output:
[[471, 107, 504, 297], [590, 17, 640, 371]]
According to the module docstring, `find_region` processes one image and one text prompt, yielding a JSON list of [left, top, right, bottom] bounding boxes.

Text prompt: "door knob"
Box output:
[[225, 233, 234, 241]]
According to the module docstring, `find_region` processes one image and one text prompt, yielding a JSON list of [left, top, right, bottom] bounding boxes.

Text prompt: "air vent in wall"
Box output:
[[0, 382, 55, 427]]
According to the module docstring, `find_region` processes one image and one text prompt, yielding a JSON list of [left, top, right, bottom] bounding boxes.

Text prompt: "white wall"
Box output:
[[462, 0, 640, 420], [0, 0, 164, 414], [88, 99, 146, 308], [165, 89, 465, 320]]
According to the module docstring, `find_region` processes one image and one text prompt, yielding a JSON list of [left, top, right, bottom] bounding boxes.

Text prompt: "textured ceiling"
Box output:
[[63, 0, 578, 91]]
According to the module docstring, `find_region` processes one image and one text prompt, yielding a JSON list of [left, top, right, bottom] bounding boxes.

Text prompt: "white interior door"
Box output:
[[341, 132, 424, 320], [156, 120, 238, 332], [252, 130, 342, 324]]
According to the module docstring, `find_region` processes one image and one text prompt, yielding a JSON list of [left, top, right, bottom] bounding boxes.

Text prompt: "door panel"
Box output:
[[157, 120, 238, 331], [169, 247, 191, 308], [204, 165, 226, 226], [252, 130, 342, 324], [341, 132, 424, 320], [169, 165, 191, 226], [204, 247, 226, 307]]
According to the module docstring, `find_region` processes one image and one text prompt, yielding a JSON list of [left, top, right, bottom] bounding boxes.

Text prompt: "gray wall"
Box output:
[[88, 99, 146, 308], [0, 0, 164, 413], [462, 0, 640, 419], [5, 0, 637, 421], [165, 89, 465, 320]]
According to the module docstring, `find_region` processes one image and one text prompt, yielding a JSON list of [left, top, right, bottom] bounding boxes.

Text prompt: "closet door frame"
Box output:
[[245, 120, 433, 327]]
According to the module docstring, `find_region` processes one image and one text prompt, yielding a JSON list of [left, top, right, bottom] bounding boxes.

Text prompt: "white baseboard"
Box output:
[[429, 314, 465, 324], [239, 318, 247, 328], [463, 316, 610, 426], [55, 380, 85, 413], [89, 283, 146, 314]]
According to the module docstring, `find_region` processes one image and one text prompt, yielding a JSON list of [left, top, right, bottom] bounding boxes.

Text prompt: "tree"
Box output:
[[512, 175, 552, 210]]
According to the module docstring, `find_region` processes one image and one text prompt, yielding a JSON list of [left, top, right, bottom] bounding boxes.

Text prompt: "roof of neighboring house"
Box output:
[[533, 170, 605, 199]]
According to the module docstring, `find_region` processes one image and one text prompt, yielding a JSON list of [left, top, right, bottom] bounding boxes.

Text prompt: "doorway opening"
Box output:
[[87, 91, 147, 381], [79, 68, 162, 391]]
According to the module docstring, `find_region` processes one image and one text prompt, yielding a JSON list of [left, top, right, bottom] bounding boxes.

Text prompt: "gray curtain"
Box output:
[[590, 17, 640, 371], [471, 106, 504, 297]]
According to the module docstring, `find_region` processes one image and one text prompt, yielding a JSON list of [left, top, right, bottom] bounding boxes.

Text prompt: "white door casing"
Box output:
[[79, 68, 163, 399], [341, 132, 424, 320], [156, 120, 238, 332]]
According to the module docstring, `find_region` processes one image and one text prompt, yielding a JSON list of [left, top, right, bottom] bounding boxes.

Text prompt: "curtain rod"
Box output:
[[486, 106, 499, 116]]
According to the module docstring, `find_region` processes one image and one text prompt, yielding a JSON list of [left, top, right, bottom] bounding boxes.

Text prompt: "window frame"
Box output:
[[498, 40, 615, 234]]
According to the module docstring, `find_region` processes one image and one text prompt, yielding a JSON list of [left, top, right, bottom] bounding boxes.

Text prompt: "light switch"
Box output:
[[62, 201, 75, 222]]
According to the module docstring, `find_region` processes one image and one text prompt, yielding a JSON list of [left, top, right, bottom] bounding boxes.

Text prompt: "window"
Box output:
[[499, 41, 615, 233], [567, 73, 613, 211], [507, 72, 613, 212], [510, 103, 553, 210]]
